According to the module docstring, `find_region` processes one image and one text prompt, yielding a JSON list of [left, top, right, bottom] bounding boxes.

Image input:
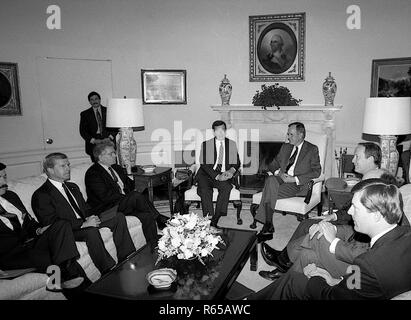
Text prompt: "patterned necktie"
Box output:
[[108, 167, 122, 193], [95, 109, 103, 134], [62, 183, 83, 219], [215, 141, 224, 173], [0, 203, 21, 231], [286, 146, 298, 172]]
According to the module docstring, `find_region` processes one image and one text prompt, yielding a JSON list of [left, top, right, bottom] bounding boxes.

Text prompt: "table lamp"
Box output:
[[106, 98, 145, 174], [362, 97, 411, 174]]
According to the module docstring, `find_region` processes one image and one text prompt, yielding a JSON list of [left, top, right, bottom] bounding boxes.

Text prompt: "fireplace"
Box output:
[[240, 141, 282, 193], [210, 104, 343, 179]]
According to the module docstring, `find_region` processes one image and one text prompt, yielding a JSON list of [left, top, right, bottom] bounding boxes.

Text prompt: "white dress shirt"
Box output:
[[213, 139, 226, 173], [98, 163, 125, 195], [0, 195, 24, 225], [48, 179, 82, 219], [287, 141, 304, 177]]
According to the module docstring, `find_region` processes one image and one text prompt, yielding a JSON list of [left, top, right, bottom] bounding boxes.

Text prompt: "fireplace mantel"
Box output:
[[210, 104, 343, 178]]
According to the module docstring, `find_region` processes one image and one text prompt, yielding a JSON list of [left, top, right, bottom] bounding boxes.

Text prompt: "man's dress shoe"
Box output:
[[260, 243, 292, 273], [258, 270, 282, 281]]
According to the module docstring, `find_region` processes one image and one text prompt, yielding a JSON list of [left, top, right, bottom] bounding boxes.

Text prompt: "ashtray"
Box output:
[[146, 268, 177, 290], [141, 165, 156, 173]]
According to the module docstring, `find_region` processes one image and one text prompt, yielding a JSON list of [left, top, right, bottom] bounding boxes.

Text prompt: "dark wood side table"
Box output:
[[130, 166, 174, 214]]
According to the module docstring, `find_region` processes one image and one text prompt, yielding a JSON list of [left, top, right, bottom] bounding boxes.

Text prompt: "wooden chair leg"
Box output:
[[317, 202, 323, 216], [249, 204, 259, 229], [233, 200, 242, 225], [250, 243, 258, 271]]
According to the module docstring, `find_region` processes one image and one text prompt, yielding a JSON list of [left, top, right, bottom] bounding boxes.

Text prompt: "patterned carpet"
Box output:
[[153, 199, 318, 293]]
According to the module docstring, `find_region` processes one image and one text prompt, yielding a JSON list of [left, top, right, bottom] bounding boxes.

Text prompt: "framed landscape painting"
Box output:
[[370, 57, 411, 97], [0, 62, 22, 115], [249, 13, 305, 82], [141, 69, 187, 105]]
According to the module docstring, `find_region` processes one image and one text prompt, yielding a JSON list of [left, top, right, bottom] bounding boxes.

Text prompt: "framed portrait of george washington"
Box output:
[[249, 13, 305, 82], [0, 62, 22, 115]]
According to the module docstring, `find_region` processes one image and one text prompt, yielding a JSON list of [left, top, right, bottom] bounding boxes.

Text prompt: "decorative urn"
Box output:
[[322, 72, 337, 106], [219, 74, 232, 106]]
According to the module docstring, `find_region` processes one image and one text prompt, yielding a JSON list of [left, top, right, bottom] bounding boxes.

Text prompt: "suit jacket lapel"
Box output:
[[213, 137, 217, 163], [96, 163, 120, 192]]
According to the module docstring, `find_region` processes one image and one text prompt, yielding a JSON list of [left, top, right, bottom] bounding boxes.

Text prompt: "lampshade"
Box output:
[[362, 97, 411, 135], [106, 98, 145, 130]]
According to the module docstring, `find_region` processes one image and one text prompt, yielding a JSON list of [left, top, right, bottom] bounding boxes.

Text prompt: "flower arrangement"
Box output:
[[252, 83, 302, 110], [156, 213, 225, 265]]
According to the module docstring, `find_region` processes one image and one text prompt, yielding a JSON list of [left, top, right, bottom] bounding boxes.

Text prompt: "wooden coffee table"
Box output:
[[85, 228, 257, 300]]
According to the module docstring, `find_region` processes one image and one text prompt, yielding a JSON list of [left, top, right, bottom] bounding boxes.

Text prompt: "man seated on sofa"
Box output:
[[249, 179, 411, 299], [32, 153, 136, 276], [255, 122, 321, 239], [84, 142, 163, 253], [0, 162, 85, 289], [259, 142, 387, 280]]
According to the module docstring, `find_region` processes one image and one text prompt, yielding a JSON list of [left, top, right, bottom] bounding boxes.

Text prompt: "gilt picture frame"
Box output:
[[0, 62, 22, 115], [249, 13, 305, 82], [370, 57, 411, 97], [141, 69, 187, 105]]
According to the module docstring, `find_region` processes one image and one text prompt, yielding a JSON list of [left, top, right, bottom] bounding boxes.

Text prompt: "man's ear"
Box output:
[[373, 211, 382, 223]]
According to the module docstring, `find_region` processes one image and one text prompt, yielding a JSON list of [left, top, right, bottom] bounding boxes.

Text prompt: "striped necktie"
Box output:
[[286, 146, 298, 172], [215, 141, 224, 173]]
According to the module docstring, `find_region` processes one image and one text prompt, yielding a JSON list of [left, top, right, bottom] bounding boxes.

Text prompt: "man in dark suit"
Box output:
[[255, 122, 321, 237], [0, 163, 85, 286], [32, 153, 136, 276], [79, 91, 118, 161], [84, 142, 163, 252], [196, 120, 241, 228], [249, 180, 411, 300]]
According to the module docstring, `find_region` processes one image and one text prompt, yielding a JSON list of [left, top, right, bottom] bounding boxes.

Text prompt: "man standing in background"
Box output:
[[79, 91, 118, 161]]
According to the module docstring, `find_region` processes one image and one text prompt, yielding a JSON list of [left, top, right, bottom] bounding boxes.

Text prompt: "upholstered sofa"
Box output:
[[0, 162, 146, 299]]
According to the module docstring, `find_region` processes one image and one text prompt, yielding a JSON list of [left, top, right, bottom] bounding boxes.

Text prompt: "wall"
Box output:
[[0, 0, 410, 178]]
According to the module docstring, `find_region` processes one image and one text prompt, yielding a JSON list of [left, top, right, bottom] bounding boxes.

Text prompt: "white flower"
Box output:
[[200, 248, 209, 257], [171, 237, 182, 248], [158, 240, 166, 251]]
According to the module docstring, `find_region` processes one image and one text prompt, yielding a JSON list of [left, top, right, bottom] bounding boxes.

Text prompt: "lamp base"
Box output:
[[116, 127, 137, 174], [379, 135, 399, 175]]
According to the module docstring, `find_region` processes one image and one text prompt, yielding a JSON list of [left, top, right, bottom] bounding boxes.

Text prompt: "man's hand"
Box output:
[[222, 170, 233, 179], [82, 215, 101, 228], [91, 138, 103, 144], [303, 263, 342, 286], [279, 173, 296, 183], [318, 221, 337, 244], [36, 225, 51, 235], [309, 223, 323, 240]]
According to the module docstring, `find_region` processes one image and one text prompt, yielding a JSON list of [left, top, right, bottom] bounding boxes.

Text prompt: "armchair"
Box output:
[[250, 132, 327, 227]]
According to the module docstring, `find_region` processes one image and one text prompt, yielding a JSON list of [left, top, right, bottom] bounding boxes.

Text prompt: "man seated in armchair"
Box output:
[[255, 122, 321, 240], [248, 180, 411, 300], [195, 120, 240, 228]]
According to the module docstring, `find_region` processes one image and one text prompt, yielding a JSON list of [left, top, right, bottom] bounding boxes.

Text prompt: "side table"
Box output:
[[130, 166, 174, 214]]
